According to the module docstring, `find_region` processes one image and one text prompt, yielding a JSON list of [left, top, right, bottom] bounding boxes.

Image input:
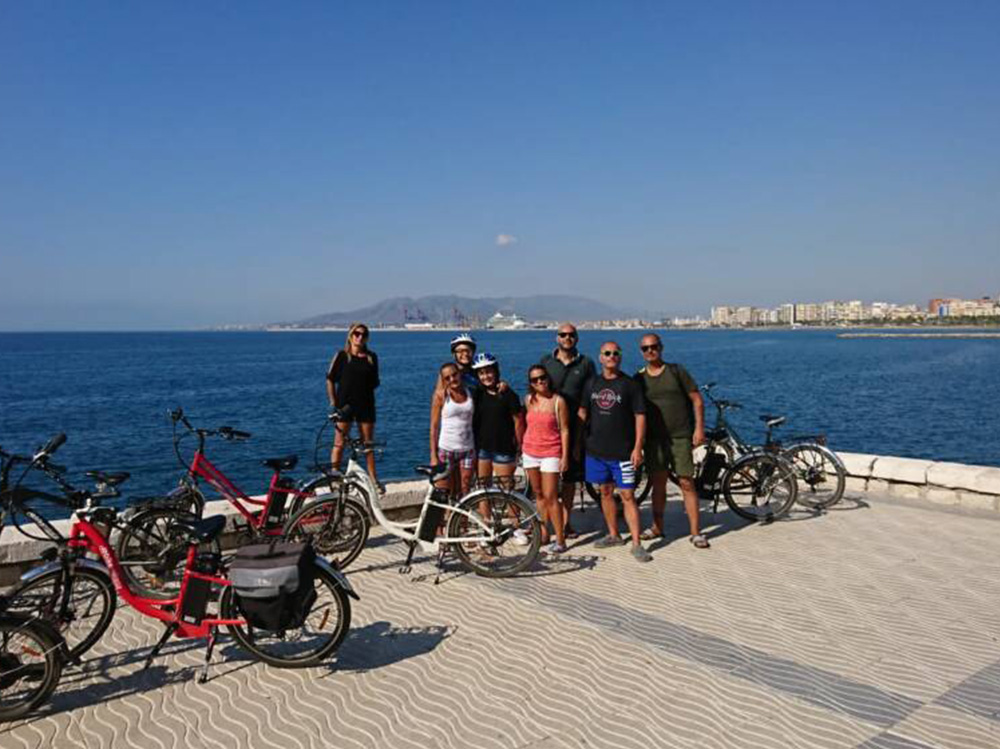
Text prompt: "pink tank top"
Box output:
[[523, 406, 562, 458]]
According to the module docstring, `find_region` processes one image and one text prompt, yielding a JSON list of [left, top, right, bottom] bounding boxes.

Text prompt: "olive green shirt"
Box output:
[[635, 363, 697, 440]]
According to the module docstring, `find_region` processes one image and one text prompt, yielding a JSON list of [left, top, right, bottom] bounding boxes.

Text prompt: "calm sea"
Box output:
[[2, 330, 999, 514]]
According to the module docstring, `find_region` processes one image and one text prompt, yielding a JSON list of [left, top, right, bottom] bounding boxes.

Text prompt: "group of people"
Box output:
[[325, 322, 709, 563]]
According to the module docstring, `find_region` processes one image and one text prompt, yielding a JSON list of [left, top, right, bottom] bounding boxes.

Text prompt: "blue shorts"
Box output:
[[477, 449, 516, 465], [585, 456, 636, 490]]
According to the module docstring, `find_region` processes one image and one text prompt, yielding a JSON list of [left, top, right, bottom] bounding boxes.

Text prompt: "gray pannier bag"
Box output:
[[229, 541, 317, 631]]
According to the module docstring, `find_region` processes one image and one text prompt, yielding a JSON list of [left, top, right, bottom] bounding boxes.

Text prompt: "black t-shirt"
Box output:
[[581, 374, 645, 461], [473, 387, 523, 454], [327, 351, 380, 419]]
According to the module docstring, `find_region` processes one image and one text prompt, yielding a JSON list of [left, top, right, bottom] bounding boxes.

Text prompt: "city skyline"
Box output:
[[3, 3, 999, 331]]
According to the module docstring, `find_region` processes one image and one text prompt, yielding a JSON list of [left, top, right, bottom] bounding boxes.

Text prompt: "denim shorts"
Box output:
[[584, 455, 636, 490], [477, 449, 517, 465]]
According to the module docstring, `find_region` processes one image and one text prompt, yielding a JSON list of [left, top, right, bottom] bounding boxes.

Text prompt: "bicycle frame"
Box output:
[[340, 455, 530, 553], [64, 510, 243, 639]]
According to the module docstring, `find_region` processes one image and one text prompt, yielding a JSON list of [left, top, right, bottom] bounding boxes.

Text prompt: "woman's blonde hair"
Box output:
[[343, 322, 370, 356]]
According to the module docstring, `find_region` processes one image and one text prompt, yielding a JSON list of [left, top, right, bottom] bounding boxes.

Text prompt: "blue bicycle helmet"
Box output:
[[472, 352, 499, 370]]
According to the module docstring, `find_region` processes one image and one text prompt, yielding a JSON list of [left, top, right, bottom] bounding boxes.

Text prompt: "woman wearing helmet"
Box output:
[[471, 352, 524, 490], [449, 333, 479, 391]]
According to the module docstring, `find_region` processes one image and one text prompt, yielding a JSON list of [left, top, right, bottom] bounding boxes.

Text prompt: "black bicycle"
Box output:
[[0, 610, 65, 722]]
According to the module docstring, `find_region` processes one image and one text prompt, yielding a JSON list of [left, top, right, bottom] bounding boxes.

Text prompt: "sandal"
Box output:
[[689, 534, 710, 549], [639, 527, 662, 541]]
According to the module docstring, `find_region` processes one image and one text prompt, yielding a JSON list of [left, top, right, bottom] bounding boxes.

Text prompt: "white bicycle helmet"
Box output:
[[450, 333, 477, 352], [472, 352, 499, 370]]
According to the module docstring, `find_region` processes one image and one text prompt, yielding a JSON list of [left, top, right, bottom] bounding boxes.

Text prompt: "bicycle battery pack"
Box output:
[[180, 552, 221, 626], [416, 500, 447, 543], [267, 477, 295, 524]]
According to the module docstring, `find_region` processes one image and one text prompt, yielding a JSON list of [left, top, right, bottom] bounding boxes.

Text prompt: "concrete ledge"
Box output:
[[841, 454, 1000, 514]]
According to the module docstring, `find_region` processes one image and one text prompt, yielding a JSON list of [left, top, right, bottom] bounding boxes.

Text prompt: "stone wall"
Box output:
[[839, 452, 1000, 513]]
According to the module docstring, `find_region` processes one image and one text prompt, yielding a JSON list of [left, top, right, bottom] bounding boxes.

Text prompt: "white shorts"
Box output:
[[522, 453, 561, 473]]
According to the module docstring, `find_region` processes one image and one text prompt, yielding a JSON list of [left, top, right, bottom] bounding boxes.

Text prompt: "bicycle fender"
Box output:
[[18, 557, 108, 585], [313, 557, 359, 600]]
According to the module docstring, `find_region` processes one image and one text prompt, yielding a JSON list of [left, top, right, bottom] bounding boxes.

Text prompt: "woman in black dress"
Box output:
[[326, 322, 381, 487]]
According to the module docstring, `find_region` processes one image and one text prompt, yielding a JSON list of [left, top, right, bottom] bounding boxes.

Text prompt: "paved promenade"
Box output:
[[3, 493, 998, 749]]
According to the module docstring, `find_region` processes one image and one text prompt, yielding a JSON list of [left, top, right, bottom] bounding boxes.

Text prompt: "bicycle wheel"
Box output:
[[115, 507, 222, 600], [584, 463, 651, 505], [3, 567, 116, 661], [222, 563, 351, 668], [0, 615, 64, 722], [721, 453, 797, 523], [447, 490, 541, 578], [283, 496, 370, 570], [785, 444, 846, 509]]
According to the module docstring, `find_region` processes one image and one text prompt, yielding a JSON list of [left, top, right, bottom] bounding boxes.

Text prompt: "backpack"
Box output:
[[229, 541, 317, 631]]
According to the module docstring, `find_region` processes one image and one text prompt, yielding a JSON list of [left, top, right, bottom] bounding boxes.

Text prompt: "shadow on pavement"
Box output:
[[328, 620, 453, 673]]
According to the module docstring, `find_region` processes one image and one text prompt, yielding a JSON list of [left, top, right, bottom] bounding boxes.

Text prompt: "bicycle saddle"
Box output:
[[414, 464, 448, 478], [85, 470, 131, 486], [261, 455, 298, 471], [759, 415, 786, 428], [170, 514, 227, 543]]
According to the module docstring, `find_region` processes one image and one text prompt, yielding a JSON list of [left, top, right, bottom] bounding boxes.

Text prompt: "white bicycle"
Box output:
[[283, 411, 542, 580]]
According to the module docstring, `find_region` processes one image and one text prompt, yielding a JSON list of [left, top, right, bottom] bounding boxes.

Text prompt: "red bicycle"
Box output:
[[116, 408, 367, 597], [2, 434, 356, 682]]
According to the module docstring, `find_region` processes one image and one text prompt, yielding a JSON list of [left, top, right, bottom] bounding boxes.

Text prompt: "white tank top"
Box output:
[[439, 390, 475, 452]]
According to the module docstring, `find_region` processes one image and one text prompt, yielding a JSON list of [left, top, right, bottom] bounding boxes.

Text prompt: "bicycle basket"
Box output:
[[230, 541, 316, 631]]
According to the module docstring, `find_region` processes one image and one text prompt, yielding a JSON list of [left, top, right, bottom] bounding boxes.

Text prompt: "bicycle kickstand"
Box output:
[[144, 622, 178, 670], [399, 541, 417, 575], [199, 630, 217, 684], [433, 545, 448, 586]]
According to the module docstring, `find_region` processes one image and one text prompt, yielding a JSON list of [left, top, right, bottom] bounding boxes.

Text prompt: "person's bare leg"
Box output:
[[526, 468, 549, 544], [330, 422, 347, 470], [680, 477, 701, 536], [544, 472, 565, 546], [561, 480, 576, 534], [599, 483, 620, 538], [359, 422, 378, 482], [494, 462, 516, 490], [619, 490, 641, 545], [649, 470, 669, 536]]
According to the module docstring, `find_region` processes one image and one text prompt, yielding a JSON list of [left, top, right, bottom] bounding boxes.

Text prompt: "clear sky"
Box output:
[[2, 1, 998, 330]]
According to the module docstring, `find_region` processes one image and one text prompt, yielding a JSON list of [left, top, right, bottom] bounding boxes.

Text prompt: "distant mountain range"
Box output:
[[274, 295, 649, 328]]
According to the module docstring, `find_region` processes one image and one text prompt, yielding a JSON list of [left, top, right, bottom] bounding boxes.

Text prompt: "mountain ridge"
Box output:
[[276, 294, 650, 327]]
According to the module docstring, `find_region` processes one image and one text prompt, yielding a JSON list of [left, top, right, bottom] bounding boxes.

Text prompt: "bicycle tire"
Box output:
[[282, 496, 370, 570], [721, 453, 798, 523], [785, 443, 846, 509], [222, 563, 351, 668], [115, 507, 222, 600], [0, 615, 64, 722], [3, 567, 116, 661], [584, 463, 651, 505], [447, 490, 541, 578]]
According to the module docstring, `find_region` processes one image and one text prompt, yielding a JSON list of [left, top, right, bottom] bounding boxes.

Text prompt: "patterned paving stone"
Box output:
[[2, 493, 998, 748]]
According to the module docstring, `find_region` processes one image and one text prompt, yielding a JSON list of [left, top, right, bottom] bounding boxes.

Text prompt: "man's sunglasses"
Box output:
[[640, 344, 660, 352], [602, 350, 622, 358], [557, 332, 577, 339]]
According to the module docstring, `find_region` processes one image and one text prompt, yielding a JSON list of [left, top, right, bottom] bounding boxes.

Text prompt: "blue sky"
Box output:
[[2, 1, 998, 330]]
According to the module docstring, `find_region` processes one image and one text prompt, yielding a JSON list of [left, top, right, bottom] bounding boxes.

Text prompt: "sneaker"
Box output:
[[631, 544, 653, 563], [542, 541, 567, 555], [594, 534, 625, 549], [511, 529, 529, 546]]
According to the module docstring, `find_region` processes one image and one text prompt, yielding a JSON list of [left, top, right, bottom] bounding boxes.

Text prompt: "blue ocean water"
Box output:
[[2, 330, 998, 514]]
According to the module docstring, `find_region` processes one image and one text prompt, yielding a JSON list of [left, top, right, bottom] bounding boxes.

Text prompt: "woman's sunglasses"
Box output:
[[530, 375, 549, 384], [351, 330, 367, 338]]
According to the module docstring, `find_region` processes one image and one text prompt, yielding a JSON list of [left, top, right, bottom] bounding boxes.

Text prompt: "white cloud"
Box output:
[[496, 233, 518, 247]]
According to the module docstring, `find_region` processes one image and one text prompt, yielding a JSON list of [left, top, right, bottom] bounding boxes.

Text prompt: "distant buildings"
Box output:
[[710, 295, 1000, 327]]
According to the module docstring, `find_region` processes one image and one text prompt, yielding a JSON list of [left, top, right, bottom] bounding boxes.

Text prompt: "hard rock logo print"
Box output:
[[593, 388, 622, 410]]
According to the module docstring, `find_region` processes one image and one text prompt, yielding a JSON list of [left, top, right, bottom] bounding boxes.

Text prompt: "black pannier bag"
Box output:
[[229, 541, 317, 631]]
